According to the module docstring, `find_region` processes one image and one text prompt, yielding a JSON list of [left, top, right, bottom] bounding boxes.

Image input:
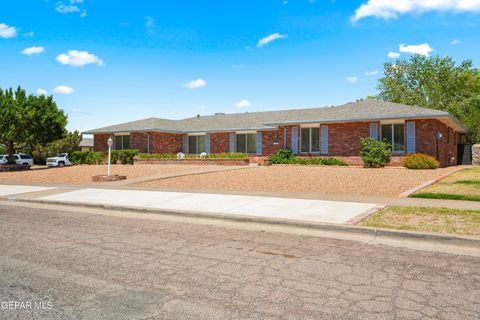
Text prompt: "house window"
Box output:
[[300, 127, 320, 153], [188, 135, 206, 154], [381, 123, 405, 153], [236, 133, 257, 154], [114, 135, 130, 150]]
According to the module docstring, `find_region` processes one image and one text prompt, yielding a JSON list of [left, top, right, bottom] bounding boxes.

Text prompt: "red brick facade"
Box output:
[[93, 118, 461, 167]]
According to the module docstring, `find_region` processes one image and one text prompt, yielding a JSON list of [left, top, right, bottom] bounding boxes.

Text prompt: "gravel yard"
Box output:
[[0, 165, 213, 185], [136, 165, 457, 197]]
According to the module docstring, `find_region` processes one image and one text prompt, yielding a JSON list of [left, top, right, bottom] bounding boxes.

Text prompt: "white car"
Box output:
[[46, 153, 73, 167], [0, 154, 34, 166]]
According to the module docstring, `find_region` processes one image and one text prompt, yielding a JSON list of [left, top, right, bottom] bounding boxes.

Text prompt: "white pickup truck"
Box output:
[[46, 153, 73, 167]]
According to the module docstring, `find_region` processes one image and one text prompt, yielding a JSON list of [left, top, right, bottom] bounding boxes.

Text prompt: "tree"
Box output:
[[30, 131, 82, 164], [377, 55, 480, 142], [0, 87, 68, 162]]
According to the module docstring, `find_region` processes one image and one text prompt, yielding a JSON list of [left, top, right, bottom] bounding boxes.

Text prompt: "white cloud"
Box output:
[[451, 39, 461, 45], [257, 33, 287, 47], [56, 4, 81, 14], [346, 76, 358, 83], [80, 10, 87, 18], [23, 31, 34, 37], [21, 46, 45, 55], [388, 51, 400, 58], [352, 0, 480, 22], [36, 88, 48, 96], [184, 78, 207, 89], [0, 23, 17, 39], [365, 70, 379, 76], [56, 50, 104, 67], [53, 86, 74, 94], [399, 43, 434, 56], [235, 99, 252, 108]]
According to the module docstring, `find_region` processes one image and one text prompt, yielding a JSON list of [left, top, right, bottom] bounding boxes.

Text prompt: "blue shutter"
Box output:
[[256, 132, 263, 155], [370, 123, 379, 141], [283, 127, 287, 148], [182, 136, 188, 154], [291, 127, 298, 154], [406, 121, 416, 154], [321, 125, 328, 154], [229, 133, 235, 153], [205, 134, 211, 154]]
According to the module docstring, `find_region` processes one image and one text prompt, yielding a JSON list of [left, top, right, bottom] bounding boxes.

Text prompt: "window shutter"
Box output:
[[205, 134, 211, 154], [283, 127, 287, 148], [256, 132, 262, 155], [321, 125, 328, 154], [229, 133, 235, 153], [370, 123, 379, 141], [406, 121, 416, 154], [291, 127, 298, 154], [182, 135, 189, 154]]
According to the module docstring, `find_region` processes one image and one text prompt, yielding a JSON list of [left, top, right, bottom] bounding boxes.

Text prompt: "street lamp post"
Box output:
[[107, 137, 113, 177]]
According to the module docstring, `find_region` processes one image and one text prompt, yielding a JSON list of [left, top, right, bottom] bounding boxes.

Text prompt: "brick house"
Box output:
[[85, 100, 467, 167]]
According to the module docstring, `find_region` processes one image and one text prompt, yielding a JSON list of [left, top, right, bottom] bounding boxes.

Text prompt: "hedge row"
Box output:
[[137, 152, 248, 159], [268, 149, 347, 166], [70, 150, 139, 165]]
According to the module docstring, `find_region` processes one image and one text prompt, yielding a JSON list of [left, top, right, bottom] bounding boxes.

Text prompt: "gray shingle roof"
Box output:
[[84, 100, 466, 134]]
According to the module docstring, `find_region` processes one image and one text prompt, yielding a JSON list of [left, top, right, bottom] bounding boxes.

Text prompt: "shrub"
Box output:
[[111, 149, 139, 164], [70, 151, 89, 164], [268, 148, 295, 164], [85, 152, 105, 165], [137, 153, 248, 159], [359, 138, 392, 168], [268, 149, 347, 166], [404, 153, 439, 169]]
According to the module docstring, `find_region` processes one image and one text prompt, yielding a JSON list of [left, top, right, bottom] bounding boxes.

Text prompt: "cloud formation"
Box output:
[[235, 99, 252, 108], [56, 50, 104, 67], [36, 88, 48, 96], [399, 43, 433, 56], [0, 23, 17, 38], [53, 86, 75, 94], [184, 78, 207, 89], [365, 70, 379, 76], [352, 0, 480, 22], [21, 46, 45, 55], [388, 51, 400, 59], [451, 39, 461, 45], [346, 76, 358, 83], [257, 33, 287, 47], [56, 0, 86, 17]]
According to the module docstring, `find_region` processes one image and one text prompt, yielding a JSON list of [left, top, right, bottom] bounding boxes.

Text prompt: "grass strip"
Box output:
[[410, 192, 480, 202], [455, 179, 480, 186]]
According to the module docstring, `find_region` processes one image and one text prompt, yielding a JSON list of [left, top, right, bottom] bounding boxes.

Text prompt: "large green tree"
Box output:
[[377, 55, 480, 142], [0, 87, 68, 161]]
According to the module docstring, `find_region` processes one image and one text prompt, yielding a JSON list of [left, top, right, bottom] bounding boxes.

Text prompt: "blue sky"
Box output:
[[1, 0, 480, 132]]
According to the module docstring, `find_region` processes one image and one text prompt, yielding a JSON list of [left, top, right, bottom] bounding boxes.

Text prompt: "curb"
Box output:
[[398, 167, 465, 198], [4, 197, 480, 249]]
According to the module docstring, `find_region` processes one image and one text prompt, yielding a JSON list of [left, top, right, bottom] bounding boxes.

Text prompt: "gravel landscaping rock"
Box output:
[[0, 165, 212, 185], [136, 166, 458, 197]]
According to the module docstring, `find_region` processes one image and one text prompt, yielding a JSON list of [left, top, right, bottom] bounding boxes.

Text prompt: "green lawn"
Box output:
[[410, 167, 480, 201], [361, 206, 480, 236]]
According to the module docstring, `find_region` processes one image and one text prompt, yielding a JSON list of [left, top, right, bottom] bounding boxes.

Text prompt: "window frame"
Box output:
[[381, 122, 405, 154], [300, 127, 320, 153], [235, 133, 257, 154], [188, 135, 206, 154], [114, 135, 131, 150]]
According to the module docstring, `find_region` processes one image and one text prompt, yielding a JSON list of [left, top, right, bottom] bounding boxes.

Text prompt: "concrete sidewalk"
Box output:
[[0, 184, 379, 224]]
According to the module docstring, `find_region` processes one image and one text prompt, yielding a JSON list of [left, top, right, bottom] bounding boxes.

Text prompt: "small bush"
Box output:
[[85, 152, 106, 165], [111, 149, 139, 164], [359, 138, 392, 168], [70, 151, 89, 164], [137, 153, 248, 159], [268, 149, 347, 166], [404, 153, 439, 169], [268, 148, 295, 164]]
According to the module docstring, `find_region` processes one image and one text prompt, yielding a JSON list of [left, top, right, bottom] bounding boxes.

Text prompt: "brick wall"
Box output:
[[415, 119, 456, 167], [327, 122, 371, 156], [149, 132, 183, 154], [261, 130, 281, 155], [93, 133, 111, 151], [209, 132, 232, 153]]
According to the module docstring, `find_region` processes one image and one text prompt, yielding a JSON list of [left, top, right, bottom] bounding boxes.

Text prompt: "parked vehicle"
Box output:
[[0, 154, 34, 166], [46, 153, 73, 167]]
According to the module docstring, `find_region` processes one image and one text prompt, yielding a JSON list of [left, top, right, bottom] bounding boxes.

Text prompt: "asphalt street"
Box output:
[[0, 203, 479, 319]]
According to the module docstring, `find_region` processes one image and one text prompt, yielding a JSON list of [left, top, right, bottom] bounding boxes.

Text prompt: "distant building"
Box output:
[[79, 138, 94, 152]]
